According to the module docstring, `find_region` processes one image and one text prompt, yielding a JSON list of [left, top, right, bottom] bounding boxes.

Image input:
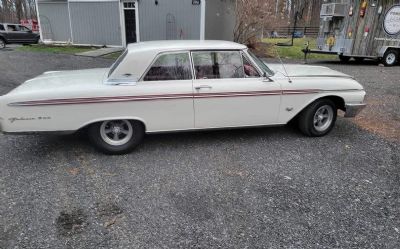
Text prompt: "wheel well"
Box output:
[[79, 119, 147, 132], [387, 47, 400, 52], [294, 96, 345, 120], [323, 96, 345, 111]]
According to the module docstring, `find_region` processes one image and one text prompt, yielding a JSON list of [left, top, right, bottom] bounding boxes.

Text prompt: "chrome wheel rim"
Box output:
[[313, 105, 334, 132], [100, 120, 133, 146], [386, 53, 396, 65], [0, 40, 4, 48]]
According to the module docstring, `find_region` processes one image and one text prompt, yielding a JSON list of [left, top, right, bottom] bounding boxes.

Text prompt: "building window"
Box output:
[[123, 2, 135, 9]]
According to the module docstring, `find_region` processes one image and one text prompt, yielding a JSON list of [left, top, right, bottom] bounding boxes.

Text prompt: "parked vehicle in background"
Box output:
[[293, 31, 304, 38], [0, 23, 40, 48]]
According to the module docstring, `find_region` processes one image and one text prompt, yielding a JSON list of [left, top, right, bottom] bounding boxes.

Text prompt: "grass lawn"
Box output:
[[262, 38, 337, 60], [16, 44, 98, 55], [102, 51, 123, 60]]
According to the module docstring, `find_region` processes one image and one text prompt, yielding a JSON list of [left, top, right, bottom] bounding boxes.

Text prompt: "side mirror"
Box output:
[[263, 72, 273, 82]]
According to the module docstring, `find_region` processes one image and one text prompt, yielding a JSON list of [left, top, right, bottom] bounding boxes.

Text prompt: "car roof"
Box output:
[[127, 40, 247, 53]]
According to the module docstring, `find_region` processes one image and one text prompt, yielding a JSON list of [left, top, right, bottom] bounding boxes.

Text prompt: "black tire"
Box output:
[[298, 99, 337, 137], [382, 50, 398, 67], [0, 38, 5, 49], [88, 120, 145, 155], [339, 55, 350, 63], [354, 57, 364, 63]]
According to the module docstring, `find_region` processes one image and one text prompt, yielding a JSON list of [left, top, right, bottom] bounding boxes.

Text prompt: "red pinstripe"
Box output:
[[9, 89, 320, 107]]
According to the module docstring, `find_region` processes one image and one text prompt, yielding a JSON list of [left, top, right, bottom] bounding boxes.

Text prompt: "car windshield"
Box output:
[[247, 50, 275, 76], [108, 50, 128, 77]]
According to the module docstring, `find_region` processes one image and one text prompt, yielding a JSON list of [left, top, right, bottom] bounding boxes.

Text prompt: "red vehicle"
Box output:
[[20, 19, 39, 33]]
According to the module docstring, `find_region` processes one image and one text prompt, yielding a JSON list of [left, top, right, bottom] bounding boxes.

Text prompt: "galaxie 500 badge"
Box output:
[[9, 117, 51, 123]]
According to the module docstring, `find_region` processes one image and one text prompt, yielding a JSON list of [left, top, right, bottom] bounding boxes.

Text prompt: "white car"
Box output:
[[0, 40, 366, 154]]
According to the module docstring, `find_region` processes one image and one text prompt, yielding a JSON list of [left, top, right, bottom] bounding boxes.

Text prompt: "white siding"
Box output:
[[69, 2, 122, 46]]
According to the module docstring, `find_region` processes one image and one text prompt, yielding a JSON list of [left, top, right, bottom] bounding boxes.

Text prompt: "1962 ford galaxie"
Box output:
[[0, 40, 366, 154]]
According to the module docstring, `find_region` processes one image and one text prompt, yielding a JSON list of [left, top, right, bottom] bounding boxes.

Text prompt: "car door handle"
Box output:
[[195, 85, 212, 90]]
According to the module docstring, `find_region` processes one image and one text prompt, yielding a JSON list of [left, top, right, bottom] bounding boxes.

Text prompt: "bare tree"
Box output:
[[0, 0, 36, 23], [234, 0, 278, 44]]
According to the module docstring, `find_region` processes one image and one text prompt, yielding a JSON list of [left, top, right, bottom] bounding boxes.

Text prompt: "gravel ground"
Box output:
[[0, 50, 399, 249]]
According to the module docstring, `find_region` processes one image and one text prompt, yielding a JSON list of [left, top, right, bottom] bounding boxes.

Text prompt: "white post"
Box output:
[[34, 0, 44, 42], [200, 0, 206, 40], [67, 0, 74, 44]]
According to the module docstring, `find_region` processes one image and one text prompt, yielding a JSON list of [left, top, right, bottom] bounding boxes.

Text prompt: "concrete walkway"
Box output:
[[75, 47, 123, 57]]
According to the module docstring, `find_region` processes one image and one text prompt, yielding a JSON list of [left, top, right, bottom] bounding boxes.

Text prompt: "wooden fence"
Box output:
[[264, 26, 320, 38]]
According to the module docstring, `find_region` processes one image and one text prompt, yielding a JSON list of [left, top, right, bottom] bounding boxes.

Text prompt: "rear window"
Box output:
[[108, 50, 128, 77], [0, 24, 4, 31]]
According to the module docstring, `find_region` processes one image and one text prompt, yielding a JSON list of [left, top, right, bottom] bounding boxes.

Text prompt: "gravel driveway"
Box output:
[[0, 50, 399, 249]]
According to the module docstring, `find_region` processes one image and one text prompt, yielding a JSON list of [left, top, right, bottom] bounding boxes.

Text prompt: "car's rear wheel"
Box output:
[[88, 120, 145, 155], [382, 50, 398, 67], [298, 99, 337, 137], [0, 38, 5, 49]]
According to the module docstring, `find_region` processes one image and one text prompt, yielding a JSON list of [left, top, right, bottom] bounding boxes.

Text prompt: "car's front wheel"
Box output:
[[298, 99, 337, 137], [88, 120, 145, 155]]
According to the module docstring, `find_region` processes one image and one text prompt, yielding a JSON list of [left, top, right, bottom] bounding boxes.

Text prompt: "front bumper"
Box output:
[[344, 103, 367, 118]]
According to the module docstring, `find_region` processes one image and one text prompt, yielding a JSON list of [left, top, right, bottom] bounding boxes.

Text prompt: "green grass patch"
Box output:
[[102, 51, 123, 60], [16, 44, 98, 54], [262, 38, 337, 60]]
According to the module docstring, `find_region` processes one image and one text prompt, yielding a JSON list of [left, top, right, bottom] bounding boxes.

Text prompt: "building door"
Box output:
[[123, 2, 137, 44]]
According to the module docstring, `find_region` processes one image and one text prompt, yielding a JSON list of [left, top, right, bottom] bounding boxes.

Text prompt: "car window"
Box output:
[[247, 50, 275, 76], [242, 55, 261, 77], [7, 25, 19, 31], [143, 52, 192, 81], [7, 25, 18, 31], [192, 51, 244, 79], [108, 49, 128, 77], [0, 24, 4, 31], [19, 25, 30, 32]]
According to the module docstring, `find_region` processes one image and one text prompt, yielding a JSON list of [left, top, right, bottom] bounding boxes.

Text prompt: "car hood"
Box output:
[[268, 64, 352, 78], [8, 68, 109, 95]]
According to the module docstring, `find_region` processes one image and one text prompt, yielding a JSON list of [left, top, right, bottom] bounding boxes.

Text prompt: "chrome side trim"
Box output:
[[291, 75, 355, 79], [344, 103, 367, 118]]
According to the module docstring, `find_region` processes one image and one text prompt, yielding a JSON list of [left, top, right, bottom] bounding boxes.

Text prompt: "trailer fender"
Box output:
[[378, 46, 400, 58]]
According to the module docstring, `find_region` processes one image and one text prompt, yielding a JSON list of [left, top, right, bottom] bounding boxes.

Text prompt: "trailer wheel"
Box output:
[[382, 50, 398, 67], [354, 57, 364, 63], [339, 55, 350, 63]]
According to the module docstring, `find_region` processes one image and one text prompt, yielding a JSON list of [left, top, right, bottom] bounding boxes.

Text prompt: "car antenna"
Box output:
[[274, 44, 293, 83]]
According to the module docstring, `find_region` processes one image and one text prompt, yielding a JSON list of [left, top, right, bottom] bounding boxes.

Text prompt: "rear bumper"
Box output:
[[344, 103, 367, 118]]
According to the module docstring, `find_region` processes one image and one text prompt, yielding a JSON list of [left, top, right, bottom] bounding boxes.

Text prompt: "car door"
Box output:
[[18, 25, 36, 42], [4, 24, 18, 42], [192, 50, 281, 129], [135, 51, 194, 131]]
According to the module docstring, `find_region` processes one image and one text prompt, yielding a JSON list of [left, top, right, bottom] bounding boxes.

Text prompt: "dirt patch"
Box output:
[[96, 202, 123, 218], [95, 202, 123, 228], [56, 209, 88, 236], [352, 95, 400, 142]]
